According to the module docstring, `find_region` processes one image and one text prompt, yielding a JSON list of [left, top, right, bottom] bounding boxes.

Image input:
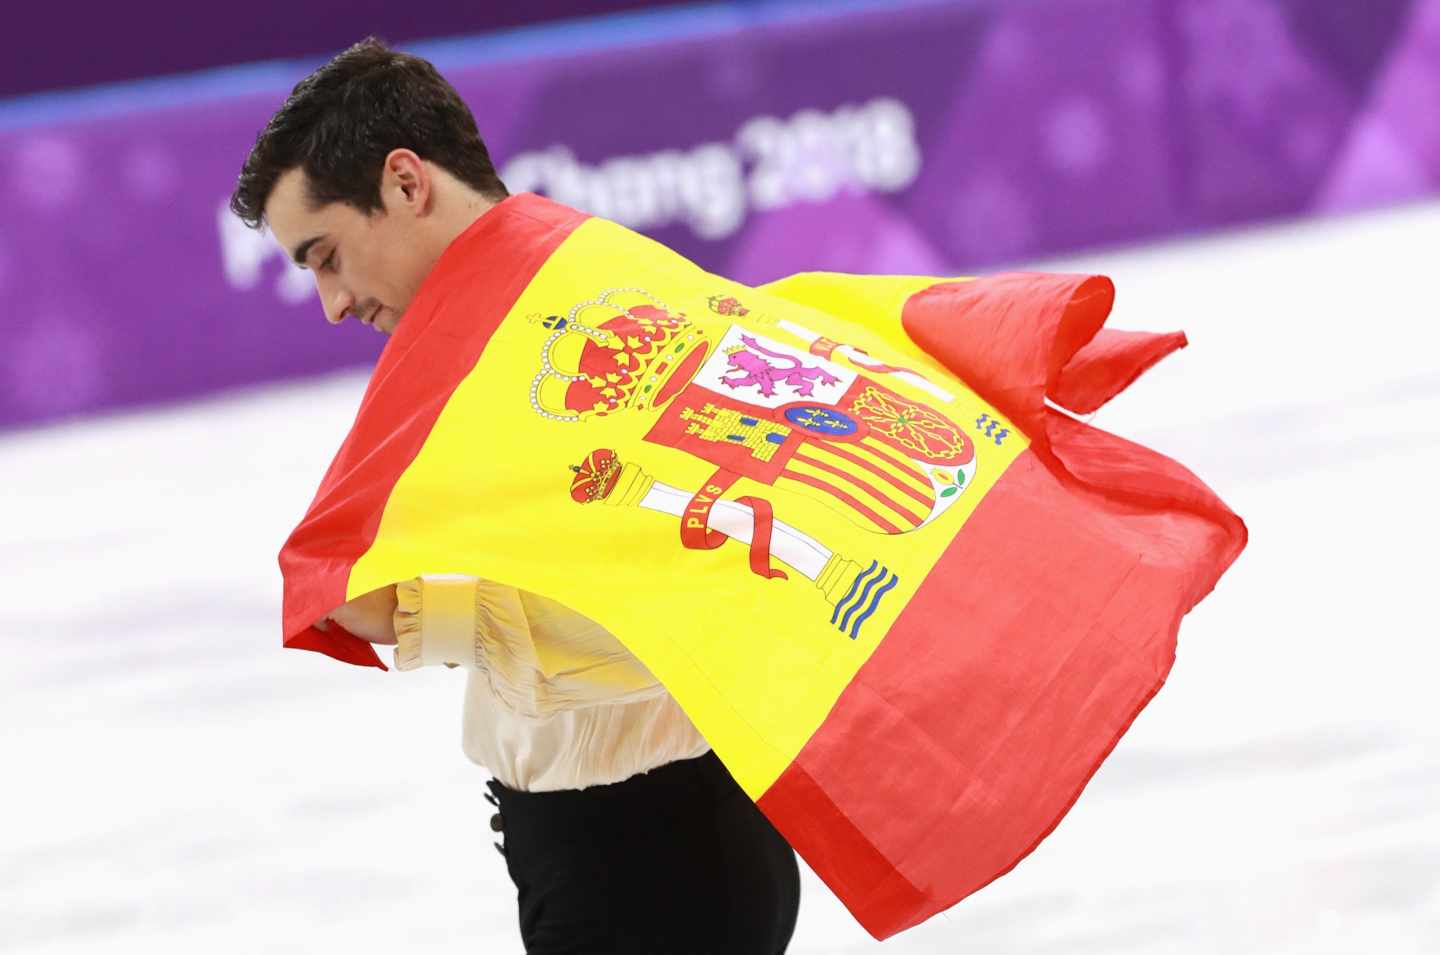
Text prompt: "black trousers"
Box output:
[[487, 751, 801, 954]]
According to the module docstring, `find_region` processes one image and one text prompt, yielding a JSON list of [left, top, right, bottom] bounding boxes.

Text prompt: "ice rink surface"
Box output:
[[4, 202, 1437, 953]]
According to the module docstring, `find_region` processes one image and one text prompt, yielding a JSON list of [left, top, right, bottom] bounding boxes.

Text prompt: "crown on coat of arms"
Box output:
[[530, 289, 711, 422], [568, 448, 623, 503]]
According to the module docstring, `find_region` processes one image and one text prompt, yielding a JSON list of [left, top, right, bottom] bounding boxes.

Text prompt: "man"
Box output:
[[231, 38, 800, 954]]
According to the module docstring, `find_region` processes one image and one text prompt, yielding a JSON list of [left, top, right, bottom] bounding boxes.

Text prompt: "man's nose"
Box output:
[[317, 276, 355, 325]]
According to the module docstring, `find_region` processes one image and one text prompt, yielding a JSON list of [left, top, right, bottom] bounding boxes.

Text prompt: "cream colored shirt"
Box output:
[[392, 576, 710, 792]]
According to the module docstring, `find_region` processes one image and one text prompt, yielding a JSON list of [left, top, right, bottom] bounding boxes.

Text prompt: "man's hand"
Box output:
[[313, 585, 400, 645]]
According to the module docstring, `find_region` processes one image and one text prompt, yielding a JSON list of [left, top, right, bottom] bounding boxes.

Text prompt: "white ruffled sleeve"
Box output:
[[392, 576, 667, 717], [393, 576, 475, 669]]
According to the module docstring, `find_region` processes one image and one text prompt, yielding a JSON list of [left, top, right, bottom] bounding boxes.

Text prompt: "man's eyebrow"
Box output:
[[291, 236, 325, 267]]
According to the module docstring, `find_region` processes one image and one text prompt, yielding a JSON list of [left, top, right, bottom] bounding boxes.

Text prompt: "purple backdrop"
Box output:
[[5, 0, 702, 96], [3, 0, 1438, 430]]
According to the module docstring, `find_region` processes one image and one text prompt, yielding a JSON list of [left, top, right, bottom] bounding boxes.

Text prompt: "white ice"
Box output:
[[3, 202, 1438, 953]]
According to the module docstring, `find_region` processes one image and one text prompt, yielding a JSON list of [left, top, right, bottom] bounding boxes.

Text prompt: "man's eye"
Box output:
[[321, 251, 337, 272]]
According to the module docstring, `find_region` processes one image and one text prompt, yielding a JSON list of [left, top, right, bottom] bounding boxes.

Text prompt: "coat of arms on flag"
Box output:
[[531, 288, 983, 637]]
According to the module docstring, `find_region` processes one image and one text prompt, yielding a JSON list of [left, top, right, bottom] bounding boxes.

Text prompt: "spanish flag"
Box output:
[[279, 194, 1246, 939]]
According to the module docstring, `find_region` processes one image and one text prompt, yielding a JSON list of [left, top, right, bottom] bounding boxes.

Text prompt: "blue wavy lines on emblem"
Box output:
[[975, 413, 1010, 445], [831, 560, 899, 639], [848, 572, 899, 641], [831, 560, 878, 627]]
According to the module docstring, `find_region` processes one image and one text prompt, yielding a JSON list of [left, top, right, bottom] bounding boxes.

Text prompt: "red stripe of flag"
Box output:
[[756, 272, 1246, 940]]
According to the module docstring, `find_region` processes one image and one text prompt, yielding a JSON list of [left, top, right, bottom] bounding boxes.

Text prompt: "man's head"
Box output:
[[230, 38, 508, 334]]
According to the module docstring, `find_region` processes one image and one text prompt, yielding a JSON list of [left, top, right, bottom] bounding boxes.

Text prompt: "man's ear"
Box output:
[[382, 148, 430, 214]]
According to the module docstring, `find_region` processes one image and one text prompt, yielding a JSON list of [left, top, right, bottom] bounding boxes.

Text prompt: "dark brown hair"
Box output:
[[229, 37, 507, 228]]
